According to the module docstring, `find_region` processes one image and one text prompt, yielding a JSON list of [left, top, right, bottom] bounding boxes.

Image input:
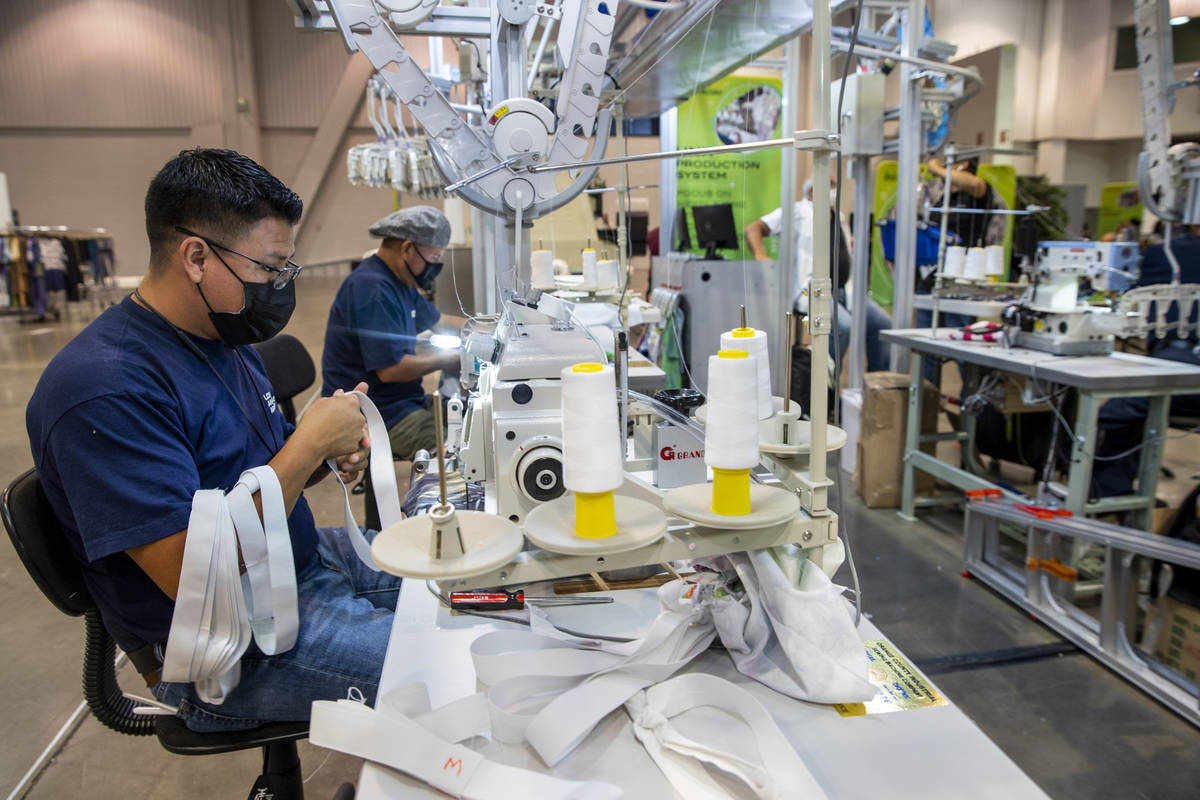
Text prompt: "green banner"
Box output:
[[1097, 182, 1142, 237], [870, 161, 1017, 307], [675, 74, 784, 260]]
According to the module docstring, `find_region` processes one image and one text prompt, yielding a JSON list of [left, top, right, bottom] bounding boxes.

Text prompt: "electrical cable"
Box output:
[[828, 0, 865, 627], [1008, 372, 1200, 465]]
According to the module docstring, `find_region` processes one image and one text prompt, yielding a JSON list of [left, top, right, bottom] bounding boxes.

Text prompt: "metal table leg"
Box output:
[[1065, 392, 1102, 514], [1131, 395, 1170, 532], [900, 352, 924, 521]]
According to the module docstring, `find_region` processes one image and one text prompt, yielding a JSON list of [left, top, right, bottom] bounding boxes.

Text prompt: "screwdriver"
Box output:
[[449, 591, 613, 611]]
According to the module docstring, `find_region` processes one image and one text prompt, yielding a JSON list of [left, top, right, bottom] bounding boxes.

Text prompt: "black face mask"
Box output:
[[406, 246, 444, 292], [199, 251, 296, 346]]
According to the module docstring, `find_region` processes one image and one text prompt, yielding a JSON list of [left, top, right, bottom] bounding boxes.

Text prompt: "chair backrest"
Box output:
[[1, 468, 94, 617], [252, 334, 315, 426]]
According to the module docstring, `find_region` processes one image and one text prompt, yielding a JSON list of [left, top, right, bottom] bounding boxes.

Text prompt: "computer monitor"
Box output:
[[690, 203, 738, 260], [627, 212, 650, 256], [672, 207, 692, 251]]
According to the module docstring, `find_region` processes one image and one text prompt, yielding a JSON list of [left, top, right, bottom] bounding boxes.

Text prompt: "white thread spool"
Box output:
[[964, 247, 988, 280], [719, 328, 772, 419], [560, 363, 623, 494], [704, 352, 760, 470], [943, 246, 966, 277], [581, 248, 599, 285], [596, 259, 620, 290], [531, 250, 555, 288], [984, 245, 1005, 278]]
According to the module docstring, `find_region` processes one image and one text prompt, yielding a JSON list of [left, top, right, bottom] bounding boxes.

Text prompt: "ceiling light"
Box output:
[[1170, 15, 1190, 25]]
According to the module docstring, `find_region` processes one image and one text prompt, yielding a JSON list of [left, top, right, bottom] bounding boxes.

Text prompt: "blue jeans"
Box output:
[[830, 290, 894, 373], [153, 526, 402, 732]]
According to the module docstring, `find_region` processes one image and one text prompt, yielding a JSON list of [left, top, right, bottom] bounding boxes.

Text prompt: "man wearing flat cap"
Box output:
[[322, 205, 465, 462]]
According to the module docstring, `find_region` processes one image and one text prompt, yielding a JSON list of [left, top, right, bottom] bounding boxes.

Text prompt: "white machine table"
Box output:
[[352, 579, 1047, 799], [881, 327, 1200, 529]]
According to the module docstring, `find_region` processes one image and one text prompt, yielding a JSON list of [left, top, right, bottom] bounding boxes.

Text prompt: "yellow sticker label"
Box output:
[[1034, 319, 1044, 332], [833, 639, 948, 717]]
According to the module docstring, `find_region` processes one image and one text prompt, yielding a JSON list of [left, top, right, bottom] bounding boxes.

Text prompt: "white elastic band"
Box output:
[[309, 697, 622, 800], [227, 467, 298, 655], [162, 489, 252, 704], [469, 585, 717, 767], [327, 390, 404, 572], [627, 673, 829, 800]]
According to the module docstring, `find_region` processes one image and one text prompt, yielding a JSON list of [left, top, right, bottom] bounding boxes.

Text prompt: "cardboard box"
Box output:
[[1156, 595, 1200, 683], [856, 371, 940, 508], [840, 388, 862, 476]]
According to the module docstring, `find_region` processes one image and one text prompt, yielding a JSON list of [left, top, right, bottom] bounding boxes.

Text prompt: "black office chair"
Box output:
[[1, 469, 326, 800], [252, 333, 316, 426]]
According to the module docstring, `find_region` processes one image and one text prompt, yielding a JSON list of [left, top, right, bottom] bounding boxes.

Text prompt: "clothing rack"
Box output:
[[2, 226, 116, 322]]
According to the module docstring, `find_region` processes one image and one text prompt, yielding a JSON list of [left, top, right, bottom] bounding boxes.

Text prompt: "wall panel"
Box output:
[[0, 0, 225, 129]]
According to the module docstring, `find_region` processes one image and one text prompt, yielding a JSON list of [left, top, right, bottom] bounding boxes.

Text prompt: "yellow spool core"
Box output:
[[711, 468, 752, 516], [731, 327, 755, 338], [572, 362, 604, 373], [574, 491, 618, 538], [717, 349, 748, 359]]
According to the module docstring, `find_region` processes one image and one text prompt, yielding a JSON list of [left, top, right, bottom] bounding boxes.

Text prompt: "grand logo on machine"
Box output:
[[660, 446, 704, 461]]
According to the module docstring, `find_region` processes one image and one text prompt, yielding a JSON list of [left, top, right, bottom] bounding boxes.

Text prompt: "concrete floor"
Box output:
[[1, 272, 1198, 799]]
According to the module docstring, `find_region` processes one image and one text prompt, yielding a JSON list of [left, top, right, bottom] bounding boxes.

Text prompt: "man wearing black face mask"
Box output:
[[322, 206, 465, 461], [26, 148, 405, 732]]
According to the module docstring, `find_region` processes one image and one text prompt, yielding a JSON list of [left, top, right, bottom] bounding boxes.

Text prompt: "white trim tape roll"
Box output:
[[943, 245, 966, 277], [704, 353, 760, 470], [719, 328, 772, 420], [560, 364, 623, 494], [531, 249, 555, 289]]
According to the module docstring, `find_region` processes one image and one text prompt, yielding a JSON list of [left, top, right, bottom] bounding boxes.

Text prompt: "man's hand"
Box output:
[[295, 382, 370, 462], [334, 425, 370, 482]]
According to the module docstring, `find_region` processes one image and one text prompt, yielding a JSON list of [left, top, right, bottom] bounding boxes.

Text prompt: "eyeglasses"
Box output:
[[175, 226, 303, 289]]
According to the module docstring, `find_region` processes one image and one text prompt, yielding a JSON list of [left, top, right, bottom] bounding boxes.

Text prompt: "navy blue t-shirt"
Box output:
[[26, 296, 318, 652], [321, 255, 440, 427], [1138, 235, 1200, 347]]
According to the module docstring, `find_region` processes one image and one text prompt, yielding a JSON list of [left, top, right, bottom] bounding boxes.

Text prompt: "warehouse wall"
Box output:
[[0, 0, 460, 275]]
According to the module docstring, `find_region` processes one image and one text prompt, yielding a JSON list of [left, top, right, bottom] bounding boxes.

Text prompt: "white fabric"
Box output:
[[627, 673, 828, 800], [700, 551, 875, 703], [309, 695, 622, 800], [470, 580, 716, 767], [463, 576, 843, 797]]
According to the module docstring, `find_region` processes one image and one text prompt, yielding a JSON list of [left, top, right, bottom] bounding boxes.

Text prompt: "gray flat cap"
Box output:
[[368, 205, 451, 247]]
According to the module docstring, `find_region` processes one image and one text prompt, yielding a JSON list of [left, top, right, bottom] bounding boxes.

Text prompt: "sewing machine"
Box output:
[[1000, 240, 1139, 355], [1001, 239, 1200, 356]]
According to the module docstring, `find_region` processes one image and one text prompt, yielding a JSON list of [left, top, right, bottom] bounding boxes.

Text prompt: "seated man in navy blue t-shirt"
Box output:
[[1093, 227, 1200, 498], [322, 206, 465, 461], [26, 148, 402, 732]]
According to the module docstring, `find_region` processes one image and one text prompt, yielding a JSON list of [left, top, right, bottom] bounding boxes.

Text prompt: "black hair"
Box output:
[[144, 148, 302, 269]]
